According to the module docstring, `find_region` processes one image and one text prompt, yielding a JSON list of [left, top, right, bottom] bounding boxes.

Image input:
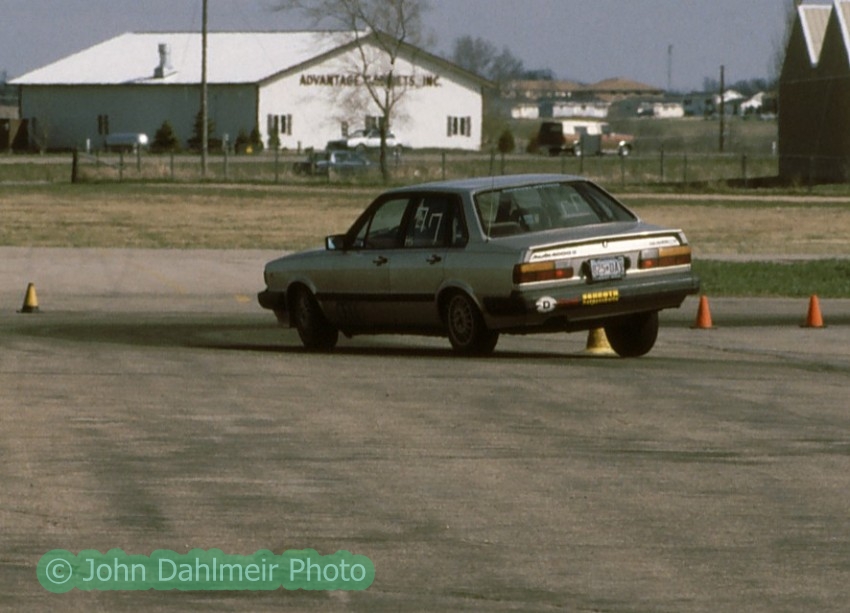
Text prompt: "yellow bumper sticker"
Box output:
[[582, 289, 620, 306]]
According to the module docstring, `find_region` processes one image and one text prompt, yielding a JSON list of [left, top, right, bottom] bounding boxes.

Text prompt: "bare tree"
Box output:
[[275, 0, 429, 181], [450, 36, 525, 88]]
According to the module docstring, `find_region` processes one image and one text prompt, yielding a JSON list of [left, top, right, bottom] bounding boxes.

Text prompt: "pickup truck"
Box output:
[[533, 121, 634, 157]]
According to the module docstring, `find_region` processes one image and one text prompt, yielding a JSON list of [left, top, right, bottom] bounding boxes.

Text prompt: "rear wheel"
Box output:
[[445, 293, 499, 355], [604, 311, 659, 357], [291, 287, 338, 351]]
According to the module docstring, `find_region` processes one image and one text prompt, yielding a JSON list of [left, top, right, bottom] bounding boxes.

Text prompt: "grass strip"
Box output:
[[693, 259, 850, 298]]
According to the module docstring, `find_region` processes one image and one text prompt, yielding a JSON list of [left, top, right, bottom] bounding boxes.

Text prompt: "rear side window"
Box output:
[[402, 195, 467, 248], [475, 181, 636, 237]]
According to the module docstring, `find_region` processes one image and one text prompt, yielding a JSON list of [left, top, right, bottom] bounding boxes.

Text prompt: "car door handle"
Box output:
[[426, 254, 442, 264], [372, 256, 388, 266]]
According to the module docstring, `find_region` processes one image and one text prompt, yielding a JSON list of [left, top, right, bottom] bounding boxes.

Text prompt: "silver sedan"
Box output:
[[258, 174, 700, 356]]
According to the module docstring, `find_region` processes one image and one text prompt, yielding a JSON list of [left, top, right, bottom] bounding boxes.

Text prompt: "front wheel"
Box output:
[[292, 288, 338, 351], [604, 311, 659, 357], [445, 293, 499, 355]]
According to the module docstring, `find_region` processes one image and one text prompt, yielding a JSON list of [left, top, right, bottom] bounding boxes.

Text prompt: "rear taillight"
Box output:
[[639, 245, 692, 269], [513, 261, 574, 284]]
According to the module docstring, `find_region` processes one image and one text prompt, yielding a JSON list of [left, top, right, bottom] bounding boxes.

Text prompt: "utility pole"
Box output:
[[667, 44, 673, 92], [718, 65, 725, 153], [201, 0, 209, 176]]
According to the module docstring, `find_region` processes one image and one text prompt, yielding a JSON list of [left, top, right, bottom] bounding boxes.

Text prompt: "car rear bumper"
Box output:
[[483, 270, 700, 331]]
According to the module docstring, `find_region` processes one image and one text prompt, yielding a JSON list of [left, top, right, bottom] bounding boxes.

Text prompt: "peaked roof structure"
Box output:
[[798, 4, 832, 65], [11, 31, 357, 85], [779, 0, 850, 182]]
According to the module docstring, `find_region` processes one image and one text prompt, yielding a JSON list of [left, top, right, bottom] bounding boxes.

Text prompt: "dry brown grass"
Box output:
[[0, 184, 377, 250], [621, 195, 850, 257], [1, 183, 849, 256]]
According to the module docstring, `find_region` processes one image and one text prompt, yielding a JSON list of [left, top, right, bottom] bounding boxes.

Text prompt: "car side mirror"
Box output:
[[325, 234, 346, 251]]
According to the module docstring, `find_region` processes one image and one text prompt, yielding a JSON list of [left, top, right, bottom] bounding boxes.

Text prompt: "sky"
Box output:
[[1, 0, 793, 92]]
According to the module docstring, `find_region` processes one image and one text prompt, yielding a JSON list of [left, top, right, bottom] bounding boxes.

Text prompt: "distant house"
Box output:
[[506, 77, 662, 120], [715, 90, 746, 115], [778, 1, 850, 182], [552, 101, 609, 119], [637, 101, 685, 119], [10, 31, 489, 152]]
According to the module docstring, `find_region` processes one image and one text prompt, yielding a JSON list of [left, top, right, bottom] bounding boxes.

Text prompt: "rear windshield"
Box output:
[[474, 181, 636, 238]]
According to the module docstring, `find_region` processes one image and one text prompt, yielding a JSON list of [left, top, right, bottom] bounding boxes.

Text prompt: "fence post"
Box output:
[[170, 153, 175, 181], [579, 152, 584, 175], [620, 153, 626, 187], [136, 147, 141, 173], [809, 156, 815, 192], [741, 153, 747, 187], [659, 145, 665, 183], [682, 153, 688, 185], [71, 150, 79, 183], [441, 151, 446, 180], [223, 146, 229, 181], [488, 149, 495, 176], [119, 151, 124, 182], [274, 147, 280, 183]]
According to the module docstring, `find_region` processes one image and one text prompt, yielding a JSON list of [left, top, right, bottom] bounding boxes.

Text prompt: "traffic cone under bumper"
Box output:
[[18, 283, 40, 313], [584, 327, 616, 355], [692, 295, 713, 329], [802, 294, 824, 328]]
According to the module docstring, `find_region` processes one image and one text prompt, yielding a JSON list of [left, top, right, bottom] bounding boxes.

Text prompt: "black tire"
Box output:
[[445, 293, 499, 355], [291, 287, 338, 351], [604, 311, 659, 358]]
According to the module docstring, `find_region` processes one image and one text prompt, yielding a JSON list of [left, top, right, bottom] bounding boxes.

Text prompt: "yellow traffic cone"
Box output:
[[584, 327, 615, 355], [18, 283, 40, 313]]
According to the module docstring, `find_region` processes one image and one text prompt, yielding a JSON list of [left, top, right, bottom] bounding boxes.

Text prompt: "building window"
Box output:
[[268, 114, 293, 136], [447, 116, 471, 137], [97, 114, 110, 136], [280, 114, 292, 136], [365, 115, 383, 131]]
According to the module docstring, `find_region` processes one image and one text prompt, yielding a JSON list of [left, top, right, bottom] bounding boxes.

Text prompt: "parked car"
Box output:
[[532, 121, 634, 157], [335, 129, 406, 153], [292, 150, 371, 176], [258, 174, 699, 356]]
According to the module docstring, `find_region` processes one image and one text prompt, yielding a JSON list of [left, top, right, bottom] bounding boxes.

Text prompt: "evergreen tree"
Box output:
[[152, 120, 180, 153]]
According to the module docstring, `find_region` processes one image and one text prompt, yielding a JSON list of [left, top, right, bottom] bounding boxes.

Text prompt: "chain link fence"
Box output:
[[3, 148, 780, 188]]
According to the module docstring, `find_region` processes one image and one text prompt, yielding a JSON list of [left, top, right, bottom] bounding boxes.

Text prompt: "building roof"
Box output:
[[587, 77, 661, 93], [837, 0, 850, 63], [10, 31, 356, 85], [798, 4, 833, 66]]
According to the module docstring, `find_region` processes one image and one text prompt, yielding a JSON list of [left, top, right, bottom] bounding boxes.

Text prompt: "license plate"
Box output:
[[588, 256, 625, 281]]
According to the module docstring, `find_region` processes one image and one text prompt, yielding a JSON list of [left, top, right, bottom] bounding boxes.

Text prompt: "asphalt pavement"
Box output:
[[2, 247, 850, 612]]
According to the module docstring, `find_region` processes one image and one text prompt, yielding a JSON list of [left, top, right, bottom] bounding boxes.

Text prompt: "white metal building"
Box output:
[[11, 31, 489, 152]]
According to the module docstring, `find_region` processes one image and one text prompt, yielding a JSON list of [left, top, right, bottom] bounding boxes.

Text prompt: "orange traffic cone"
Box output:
[[692, 295, 713, 329], [802, 294, 824, 328], [18, 282, 40, 313]]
